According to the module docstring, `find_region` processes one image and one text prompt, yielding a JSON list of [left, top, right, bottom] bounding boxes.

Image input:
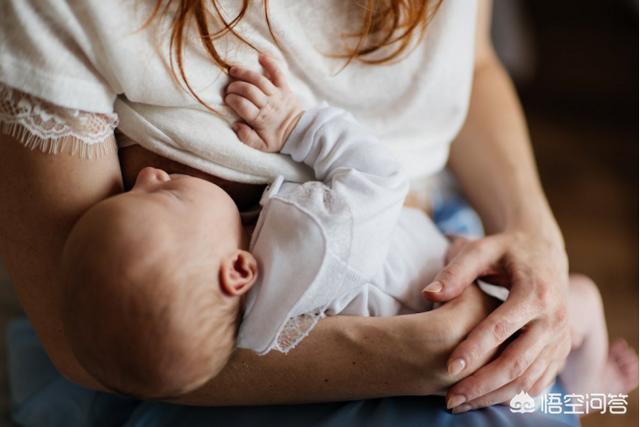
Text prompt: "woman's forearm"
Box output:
[[72, 286, 494, 406], [430, 7, 573, 409], [174, 315, 423, 406], [449, 52, 561, 242], [173, 285, 498, 406]]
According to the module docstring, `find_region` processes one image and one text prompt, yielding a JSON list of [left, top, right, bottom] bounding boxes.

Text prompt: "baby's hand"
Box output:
[[225, 54, 304, 152]]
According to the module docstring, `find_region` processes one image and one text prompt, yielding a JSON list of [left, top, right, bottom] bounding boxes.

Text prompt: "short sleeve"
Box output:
[[0, 83, 118, 159], [238, 179, 367, 355], [0, 0, 117, 113]]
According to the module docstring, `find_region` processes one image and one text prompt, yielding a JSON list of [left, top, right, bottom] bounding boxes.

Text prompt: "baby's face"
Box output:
[[85, 166, 248, 290], [125, 166, 247, 253]]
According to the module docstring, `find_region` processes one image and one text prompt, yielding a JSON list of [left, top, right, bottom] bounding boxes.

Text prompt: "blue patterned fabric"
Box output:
[[4, 191, 579, 427]]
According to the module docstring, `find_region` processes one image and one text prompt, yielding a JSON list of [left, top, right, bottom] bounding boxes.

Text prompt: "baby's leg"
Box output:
[[560, 274, 638, 395]]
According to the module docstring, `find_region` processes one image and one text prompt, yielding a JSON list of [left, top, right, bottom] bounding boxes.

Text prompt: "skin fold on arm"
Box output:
[[0, 130, 499, 404]]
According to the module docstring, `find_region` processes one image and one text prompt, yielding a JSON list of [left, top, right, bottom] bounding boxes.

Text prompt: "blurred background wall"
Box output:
[[492, 1, 638, 426]]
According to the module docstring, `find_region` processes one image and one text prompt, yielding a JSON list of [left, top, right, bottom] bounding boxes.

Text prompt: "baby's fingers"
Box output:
[[225, 93, 259, 123], [229, 65, 276, 95], [227, 81, 267, 108], [232, 122, 269, 151], [258, 54, 287, 88]]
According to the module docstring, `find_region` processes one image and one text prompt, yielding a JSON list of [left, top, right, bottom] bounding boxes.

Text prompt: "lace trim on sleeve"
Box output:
[[263, 182, 356, 354], [273, 311, 326, 353], [0, 83, 119, 159]]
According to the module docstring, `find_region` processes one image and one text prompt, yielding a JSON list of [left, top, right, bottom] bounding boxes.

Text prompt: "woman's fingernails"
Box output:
[[448, 358, 466, 376], [452, 403, 472, 414], [423, 282, 443, 293], [447, 395, 466, 409]]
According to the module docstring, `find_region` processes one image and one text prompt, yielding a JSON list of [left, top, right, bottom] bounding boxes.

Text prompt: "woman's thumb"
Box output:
[[422, 267, 469, 302], [424, 236, 506, 302]]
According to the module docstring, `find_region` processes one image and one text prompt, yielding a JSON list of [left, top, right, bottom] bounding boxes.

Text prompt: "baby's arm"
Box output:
[[225, 55, 408, 274]]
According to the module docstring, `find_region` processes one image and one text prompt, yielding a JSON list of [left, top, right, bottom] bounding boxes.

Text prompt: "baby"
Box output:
[[61, 55, 638, 403]]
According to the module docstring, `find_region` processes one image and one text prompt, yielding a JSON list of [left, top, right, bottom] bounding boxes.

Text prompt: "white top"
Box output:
[[0, 0, 477, 184], [238, 105, 450, 354]]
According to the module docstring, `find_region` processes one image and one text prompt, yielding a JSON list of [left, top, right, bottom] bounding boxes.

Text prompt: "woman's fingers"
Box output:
[[229, 65, 276, 95], [444, 236, 470, 263], [446, 320, 548, 408], [451, 354, 551, 413], [225, 93, 260, 123], [227, 81, 268, 108], [448, 304, 571, 414], [258, 54, 287, 88], [422, 235, 506, 302], [232, 122, 268, 151], [529, 331, 570, 396], [434, 230, 572, 413], [528, 362, 560, 397], [445, 289, 533, 377]]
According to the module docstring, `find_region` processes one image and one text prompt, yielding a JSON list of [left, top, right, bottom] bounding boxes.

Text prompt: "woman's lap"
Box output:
[[4, 183, 579, 427]]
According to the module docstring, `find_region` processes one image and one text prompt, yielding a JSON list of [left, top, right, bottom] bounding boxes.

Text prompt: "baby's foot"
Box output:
[[602, 338, 639, 394]]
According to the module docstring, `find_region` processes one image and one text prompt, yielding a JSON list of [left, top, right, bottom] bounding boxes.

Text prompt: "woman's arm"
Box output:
[[175, 284, 499, 406], [0, 133, 497, 404], [0, 133, 123, 388], [423, 0, 572, 412]]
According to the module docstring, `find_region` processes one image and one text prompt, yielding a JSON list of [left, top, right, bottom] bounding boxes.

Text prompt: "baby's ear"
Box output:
[[219, 250, 258, 296]]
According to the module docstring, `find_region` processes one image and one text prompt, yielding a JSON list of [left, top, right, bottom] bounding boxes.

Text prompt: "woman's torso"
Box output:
[[1, 0, 478, 211], [0, 0, 477, 188], [118, 0, 478, 211], [116, 0, 478, 184]]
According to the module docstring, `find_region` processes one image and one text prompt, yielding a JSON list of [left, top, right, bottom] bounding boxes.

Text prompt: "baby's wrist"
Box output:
[[281, 109, 305, 145], [277, 108, 305, 153]]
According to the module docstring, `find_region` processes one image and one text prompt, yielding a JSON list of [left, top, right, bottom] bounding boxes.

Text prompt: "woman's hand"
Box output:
[[422, 230, 572, 412], [429, 0, 574, 412]]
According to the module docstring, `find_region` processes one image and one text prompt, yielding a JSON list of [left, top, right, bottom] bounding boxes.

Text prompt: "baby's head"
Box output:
[[61, 167, 258, 399]]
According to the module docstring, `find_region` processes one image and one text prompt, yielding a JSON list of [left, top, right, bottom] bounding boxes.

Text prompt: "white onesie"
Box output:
[[237, 104, 453, 355]]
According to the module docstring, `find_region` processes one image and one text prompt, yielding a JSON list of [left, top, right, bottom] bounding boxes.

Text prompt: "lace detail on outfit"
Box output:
[[269, 181, 355, 354], [274, 311, 326, 353], [0, 83, 119, 159]]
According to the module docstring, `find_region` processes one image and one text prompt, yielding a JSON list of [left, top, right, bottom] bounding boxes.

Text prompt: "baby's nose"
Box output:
[[135, 167, 171, 188]]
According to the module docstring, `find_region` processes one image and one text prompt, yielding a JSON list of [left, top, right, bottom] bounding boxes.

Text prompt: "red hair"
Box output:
[[147, 0, 443, 110]]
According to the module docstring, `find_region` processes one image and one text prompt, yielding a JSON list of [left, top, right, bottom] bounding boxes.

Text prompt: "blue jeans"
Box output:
[[5, 191, 579, 427]]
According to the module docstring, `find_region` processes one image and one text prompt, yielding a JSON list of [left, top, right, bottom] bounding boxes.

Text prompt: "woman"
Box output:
[[0, 0, 574, 425]]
